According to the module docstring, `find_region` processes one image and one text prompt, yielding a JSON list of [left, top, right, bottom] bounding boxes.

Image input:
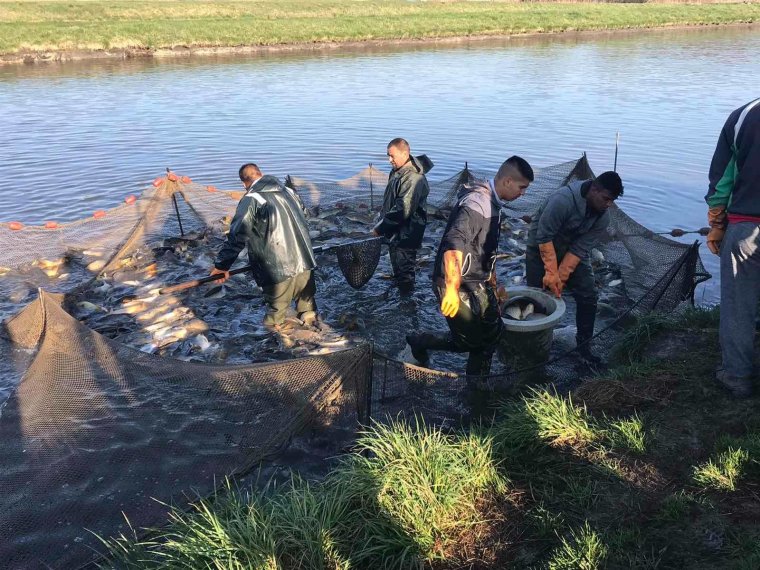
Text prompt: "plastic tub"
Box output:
[[497, 286, 566, 369]]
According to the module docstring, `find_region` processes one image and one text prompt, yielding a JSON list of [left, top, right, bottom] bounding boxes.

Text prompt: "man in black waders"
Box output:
[[210, 163, 318, 332], [406, 156, 534, 378], [372, 138, 433, 295], [525, 171, 624, 363]]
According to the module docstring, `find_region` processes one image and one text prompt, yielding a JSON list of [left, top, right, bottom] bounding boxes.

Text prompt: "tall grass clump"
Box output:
[[693, 447, 750, 492], [607, 413, 647, 454], [100, 418, 505, 568], [338, 418, 506, 561], [547, 521, 609, 570]]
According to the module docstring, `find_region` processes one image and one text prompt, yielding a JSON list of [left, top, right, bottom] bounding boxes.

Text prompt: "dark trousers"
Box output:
[[525, 245, 597, 343], [426, 283, 504, 377], [261, 270, 317, 326], [389, 244, 417, 294]]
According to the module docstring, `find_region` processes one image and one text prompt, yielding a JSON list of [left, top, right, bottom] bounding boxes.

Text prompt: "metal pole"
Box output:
[[369, 163, 374, 210], [613, 132, 620, 173], [172, 193, 185, 237]]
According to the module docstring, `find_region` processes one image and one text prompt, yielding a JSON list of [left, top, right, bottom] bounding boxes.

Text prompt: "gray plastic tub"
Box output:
[[497, 286, 566, 368]]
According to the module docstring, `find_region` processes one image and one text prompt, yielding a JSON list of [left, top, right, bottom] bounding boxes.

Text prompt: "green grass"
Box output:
[[1, 1, 758, 56], [547, 521, 608, 570], [100, 418, 506, 569]]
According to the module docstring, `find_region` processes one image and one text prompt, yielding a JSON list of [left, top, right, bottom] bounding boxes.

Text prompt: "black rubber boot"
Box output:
[[406, 332, 459, 367], [575, 301, 601, 364]]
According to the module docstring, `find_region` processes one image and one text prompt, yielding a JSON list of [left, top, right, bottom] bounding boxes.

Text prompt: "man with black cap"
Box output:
[[525, 171, 624, 363]]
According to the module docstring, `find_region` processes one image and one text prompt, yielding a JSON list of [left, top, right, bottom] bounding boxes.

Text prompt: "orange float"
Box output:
[[152, 177, 165, 187], [9, 221, 24, 231], [167, 172, 179, 182], [45, 221, 59, 229], [93, 210, 107, 219], [206, 185, 217, 193], [125, 195, 137, 205], [181, 176, 191, 184]]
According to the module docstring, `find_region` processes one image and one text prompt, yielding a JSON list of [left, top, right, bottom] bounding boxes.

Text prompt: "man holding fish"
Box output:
[[406, 156, 534, 378]]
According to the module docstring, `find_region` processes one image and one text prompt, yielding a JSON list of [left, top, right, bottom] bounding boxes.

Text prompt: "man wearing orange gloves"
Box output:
[[406, 156, 534, 378], [705, 97, 760, 398], [525, 171, 624, 363]]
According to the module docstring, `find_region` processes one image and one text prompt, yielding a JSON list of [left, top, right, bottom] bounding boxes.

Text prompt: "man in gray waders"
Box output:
[[525, 171, 624, 363], [372, 138, 433, 295], [704, 97, 760, 398], [210, 163, 318, 331], [406, 156, 534, 378]]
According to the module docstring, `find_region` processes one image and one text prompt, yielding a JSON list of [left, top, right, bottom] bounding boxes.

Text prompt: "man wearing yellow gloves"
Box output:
[[406, 156, 534, 378], [705, 97, 760, 398], [525, 171, 624, 363]]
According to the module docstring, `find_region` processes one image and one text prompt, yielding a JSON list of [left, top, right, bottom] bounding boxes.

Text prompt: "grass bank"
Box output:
[[101, 307, 760, 569], [1, 1, 759, 59]]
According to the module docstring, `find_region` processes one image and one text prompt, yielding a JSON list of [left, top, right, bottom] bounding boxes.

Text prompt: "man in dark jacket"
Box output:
[[211, 163, 318, 330], [705, 97, 760, 398], [406, 156, 534, 378], [525, 171, 624, 363], [372, 138, 433, 295]]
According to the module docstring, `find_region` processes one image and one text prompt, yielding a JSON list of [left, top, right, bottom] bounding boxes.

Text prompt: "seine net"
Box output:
[[0, 155, 711, 568]]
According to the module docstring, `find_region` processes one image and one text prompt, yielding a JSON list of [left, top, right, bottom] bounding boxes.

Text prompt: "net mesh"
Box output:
[[0, 156, 711, 568]]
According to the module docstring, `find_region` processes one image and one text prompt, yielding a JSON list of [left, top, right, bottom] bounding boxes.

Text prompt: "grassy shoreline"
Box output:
[[102, 308, 760, 569], [1, 1, 758, 63]]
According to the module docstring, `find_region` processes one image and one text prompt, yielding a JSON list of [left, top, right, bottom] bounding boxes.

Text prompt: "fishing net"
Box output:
[[0, 291, 370, 569], [0, 155, 711, 568]]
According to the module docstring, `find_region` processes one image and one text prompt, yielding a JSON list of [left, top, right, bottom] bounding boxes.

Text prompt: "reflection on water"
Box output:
[[1, 26, 759, 301]]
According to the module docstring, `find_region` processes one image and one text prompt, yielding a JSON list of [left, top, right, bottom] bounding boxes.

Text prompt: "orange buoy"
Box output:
[[45, 221, 59, 229], [167, 172, 179, 182], [9, 221, 24, 231], [125, 195, 137, 205], [152, 177, 165, 187], [181, 175, 191, 184], [206, 185, 217, 193], [93, 210, 107, 219]]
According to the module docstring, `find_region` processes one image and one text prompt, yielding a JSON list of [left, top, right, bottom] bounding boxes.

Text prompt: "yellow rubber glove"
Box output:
[[558, 252, 582, 285], [440, 250, 463, 318], [707, 206, 727, 255], [539, 242, 563, 298]]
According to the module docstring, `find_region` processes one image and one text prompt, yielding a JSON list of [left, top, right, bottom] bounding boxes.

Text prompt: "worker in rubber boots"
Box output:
[[525, 171, 624, 363], [406, 156, 534, 378], [705, 97, 760, 399], [372, 138, 433, 295], [210, 163, 318, 332]]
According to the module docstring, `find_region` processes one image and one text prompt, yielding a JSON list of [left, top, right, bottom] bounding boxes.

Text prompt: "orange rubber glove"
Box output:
[[440, 250, 463, 318], [539, 242, 563, 298], [706, 206, 727, 256], [209, 267, 231, 284], [558, 252, 582, 285]]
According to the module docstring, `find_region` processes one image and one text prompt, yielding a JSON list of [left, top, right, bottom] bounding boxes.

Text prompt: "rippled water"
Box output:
[[1, 26, 759, 301]]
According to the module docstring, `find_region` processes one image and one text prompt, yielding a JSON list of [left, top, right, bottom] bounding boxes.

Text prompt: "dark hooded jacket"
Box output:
[[375, 155, 433, 250], [433, 178, 502, 291], [526, 179, 610, 261], [214, 175, 316, 287]]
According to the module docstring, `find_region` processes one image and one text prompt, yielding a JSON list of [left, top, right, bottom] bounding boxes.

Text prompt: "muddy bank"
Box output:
[[2, 22, 758, 66]]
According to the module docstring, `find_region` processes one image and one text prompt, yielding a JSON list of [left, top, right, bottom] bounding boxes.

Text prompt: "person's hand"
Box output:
[[496, 285, 509, 305], [706, 227, 725, 255], [543, 272, 563, 298], [210, 267, 230, 284], [440, 285, 460, 318]]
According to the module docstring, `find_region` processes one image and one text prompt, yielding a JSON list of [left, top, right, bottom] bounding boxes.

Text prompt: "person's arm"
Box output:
[[374, 174, 425, 237], [212, 198, 255, 281], [438, 204, 473, 317], [704, 114, 737, 255], [535, 193, 571, 297]]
